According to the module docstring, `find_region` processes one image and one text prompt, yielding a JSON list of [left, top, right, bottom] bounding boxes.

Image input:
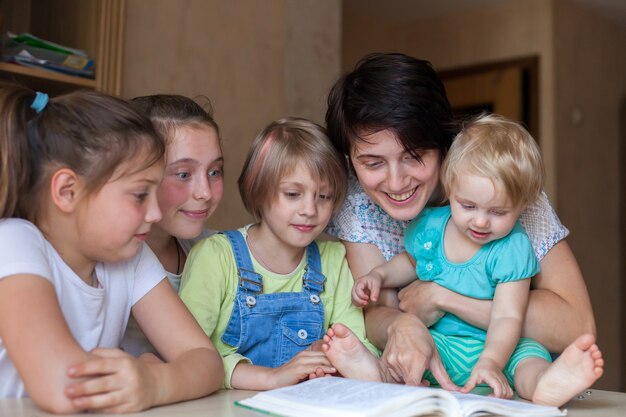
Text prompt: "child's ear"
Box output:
[[49, 168, 83, 213]]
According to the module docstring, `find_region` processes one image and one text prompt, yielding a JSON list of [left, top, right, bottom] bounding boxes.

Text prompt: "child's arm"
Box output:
[[64, 279, 224, 412], [230, 350, 336, 390], [0, 275, 95, 414], [352, 251, 417, 306], [462, 279, 531, 398]]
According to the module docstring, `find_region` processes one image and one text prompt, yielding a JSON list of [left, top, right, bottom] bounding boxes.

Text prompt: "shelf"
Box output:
[[0, 61, 97, 89]]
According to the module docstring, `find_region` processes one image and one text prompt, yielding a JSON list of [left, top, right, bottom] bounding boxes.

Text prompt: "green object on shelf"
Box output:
[[12, 32, 88, 57], [1, 32, 95, 78]]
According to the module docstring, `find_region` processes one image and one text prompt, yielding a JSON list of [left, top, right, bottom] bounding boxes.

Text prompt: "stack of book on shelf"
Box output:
[[236, 377, 567, 417], [1, 32, 94, 79]]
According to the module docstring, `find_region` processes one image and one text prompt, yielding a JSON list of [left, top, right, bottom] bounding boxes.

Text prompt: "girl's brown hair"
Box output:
[[0, 82, 164, 222]]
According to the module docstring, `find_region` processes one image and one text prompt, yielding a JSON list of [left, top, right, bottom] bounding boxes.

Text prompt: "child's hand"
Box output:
[[461, 357, 513, 399], [352, 274, 383, 307], [307, 339, 325, 352], [65, 348, 160, 413], [269, 350, 336, 389]]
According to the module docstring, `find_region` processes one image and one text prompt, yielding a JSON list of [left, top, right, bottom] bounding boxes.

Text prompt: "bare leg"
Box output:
[[517, 334, 604, 407], [322, 323, 387, 382]]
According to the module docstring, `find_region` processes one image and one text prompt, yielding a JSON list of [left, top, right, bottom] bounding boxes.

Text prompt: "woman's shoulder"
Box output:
[[328, 175, 380, 227], [519, 191, 570, 260], [326, 176, 407, 260]]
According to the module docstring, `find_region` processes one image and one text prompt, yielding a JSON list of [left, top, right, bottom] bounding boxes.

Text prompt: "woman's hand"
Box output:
[[65, 348, 160, 413], [398, 280, 447, 327], [382, 314, 458, 390]]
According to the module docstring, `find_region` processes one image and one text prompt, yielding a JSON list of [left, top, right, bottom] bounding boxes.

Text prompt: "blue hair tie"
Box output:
[[30, 92, 49, 113]]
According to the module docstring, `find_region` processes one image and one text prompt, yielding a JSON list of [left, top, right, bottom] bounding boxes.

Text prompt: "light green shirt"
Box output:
[[180, 226, 379, 389]]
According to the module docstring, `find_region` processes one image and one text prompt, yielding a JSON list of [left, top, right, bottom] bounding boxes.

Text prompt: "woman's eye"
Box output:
[[359, 158, 382, 169]]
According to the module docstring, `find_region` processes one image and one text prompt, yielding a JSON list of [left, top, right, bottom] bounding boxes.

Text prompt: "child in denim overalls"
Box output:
[[180, 117, 378, 390]]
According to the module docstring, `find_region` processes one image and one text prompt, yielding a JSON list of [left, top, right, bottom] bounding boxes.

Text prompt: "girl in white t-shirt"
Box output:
[[0, 83, 223, 414], [121, 94, 224, 356]]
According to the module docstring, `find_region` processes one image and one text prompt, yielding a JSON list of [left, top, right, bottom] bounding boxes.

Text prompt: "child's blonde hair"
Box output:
[[238, 117, 348, 220], [441, 113, 544, 207]]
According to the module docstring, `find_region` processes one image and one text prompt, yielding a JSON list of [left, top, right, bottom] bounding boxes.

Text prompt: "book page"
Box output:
[[238, 377, 455, 417], [451, 391, 567, 417]]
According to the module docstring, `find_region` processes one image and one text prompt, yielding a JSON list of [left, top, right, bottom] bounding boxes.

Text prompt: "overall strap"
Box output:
[[303, 241, 325, 295], [222, 230, 263, 293]]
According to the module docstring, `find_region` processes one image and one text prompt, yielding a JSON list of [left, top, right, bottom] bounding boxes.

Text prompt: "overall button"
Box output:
[[309, 294, 320, 304], [297, 329, 308, 340], [246, 295, 257, 307], [425, 262, 433, 271]]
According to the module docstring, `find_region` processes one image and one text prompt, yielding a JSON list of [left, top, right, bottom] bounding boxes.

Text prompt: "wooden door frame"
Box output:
[[438, 56, 539, 142]]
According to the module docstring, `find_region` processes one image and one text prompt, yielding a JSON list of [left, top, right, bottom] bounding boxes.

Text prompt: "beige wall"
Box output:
[[554, 0, 626, 390], [343, 0, 626, 390], [122, 0, 341, 230]]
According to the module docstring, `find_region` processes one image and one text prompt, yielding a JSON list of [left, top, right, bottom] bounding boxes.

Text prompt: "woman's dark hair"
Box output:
[[0, 82, 164, 221], [325, 52, 456, 165]]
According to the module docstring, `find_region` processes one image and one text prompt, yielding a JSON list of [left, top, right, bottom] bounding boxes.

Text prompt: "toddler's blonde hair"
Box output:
[[441, 113, 544, 207]]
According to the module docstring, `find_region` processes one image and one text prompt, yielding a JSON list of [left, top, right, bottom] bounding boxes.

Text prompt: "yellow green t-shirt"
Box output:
[[179, 226, 379, 389]]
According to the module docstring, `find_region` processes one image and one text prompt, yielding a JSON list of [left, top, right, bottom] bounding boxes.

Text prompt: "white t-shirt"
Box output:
[[0, 218, 166, 397], [120, 229, 217, 357]]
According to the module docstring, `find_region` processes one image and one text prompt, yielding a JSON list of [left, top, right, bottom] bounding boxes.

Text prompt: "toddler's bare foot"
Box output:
[[532, 334, 604, 407], [322, 323, 384, 382]]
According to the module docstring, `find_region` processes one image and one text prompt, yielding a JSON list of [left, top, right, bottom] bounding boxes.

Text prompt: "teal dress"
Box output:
[[405, 206, 551, 387]]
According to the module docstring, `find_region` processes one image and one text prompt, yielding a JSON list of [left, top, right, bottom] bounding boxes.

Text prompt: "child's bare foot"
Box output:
[[532, 334, 604, 407], [322, 323, 384, 382]]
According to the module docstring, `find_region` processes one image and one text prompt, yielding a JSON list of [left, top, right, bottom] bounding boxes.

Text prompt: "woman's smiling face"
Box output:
[[350, 129, 440, 222]]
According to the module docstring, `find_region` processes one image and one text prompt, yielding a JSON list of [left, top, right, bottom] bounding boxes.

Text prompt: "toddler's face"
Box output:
[[156, 124, 224, 240], [448, 175, 525, 246]]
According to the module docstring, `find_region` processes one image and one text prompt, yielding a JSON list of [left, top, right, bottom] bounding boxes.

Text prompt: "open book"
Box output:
[[235, 377, 567, 417]]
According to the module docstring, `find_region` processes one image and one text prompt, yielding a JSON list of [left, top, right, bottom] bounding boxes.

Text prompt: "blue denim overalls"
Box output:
[[221, 230, 326, 368]]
